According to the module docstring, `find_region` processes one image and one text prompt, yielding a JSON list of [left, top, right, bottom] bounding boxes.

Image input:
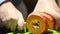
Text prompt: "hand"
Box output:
[[0, 1, 25, 31]]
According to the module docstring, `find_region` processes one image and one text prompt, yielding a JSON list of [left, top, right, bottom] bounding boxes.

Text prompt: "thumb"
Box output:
[[18, 17, 25, 31]]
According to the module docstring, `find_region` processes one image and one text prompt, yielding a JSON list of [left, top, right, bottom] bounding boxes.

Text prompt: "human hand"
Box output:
[[0, 1, 25, 31]]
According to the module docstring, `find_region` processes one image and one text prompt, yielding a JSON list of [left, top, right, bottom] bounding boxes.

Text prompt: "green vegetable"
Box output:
[[17, 33, 21, 34], [24, 32, 31, 34], [48, 29, 60, 34], [24, 24, 27, 33], [6, 32, 14, 34]]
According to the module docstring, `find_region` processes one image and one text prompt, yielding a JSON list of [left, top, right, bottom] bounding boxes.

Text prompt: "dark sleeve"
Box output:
[[11, 0, 23, 6], [23, 0, 38, 13]]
